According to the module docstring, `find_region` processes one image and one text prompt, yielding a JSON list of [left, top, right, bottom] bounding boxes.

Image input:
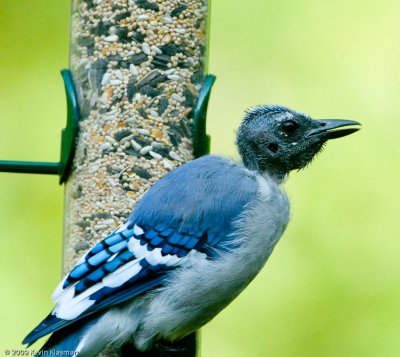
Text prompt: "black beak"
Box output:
[[307, 119, 361, 140]]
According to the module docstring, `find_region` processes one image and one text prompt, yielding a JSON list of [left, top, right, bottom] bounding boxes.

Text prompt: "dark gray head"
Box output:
[[236, 105, 361, 182]]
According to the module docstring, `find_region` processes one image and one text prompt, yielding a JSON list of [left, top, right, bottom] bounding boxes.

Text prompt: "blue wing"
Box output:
[[23, 155, 258, 346]]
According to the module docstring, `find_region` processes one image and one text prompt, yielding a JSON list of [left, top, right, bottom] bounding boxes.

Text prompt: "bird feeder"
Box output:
[[0, 0, 214, 356]]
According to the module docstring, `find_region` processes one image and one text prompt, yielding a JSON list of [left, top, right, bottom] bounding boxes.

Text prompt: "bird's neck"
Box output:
[[260, 169, 288, 185], [239, 148, 288, 184], [242, 158, 287, 185]]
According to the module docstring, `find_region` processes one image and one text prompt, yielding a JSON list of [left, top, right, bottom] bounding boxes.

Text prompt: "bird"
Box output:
[[23, 105, 360, 356]]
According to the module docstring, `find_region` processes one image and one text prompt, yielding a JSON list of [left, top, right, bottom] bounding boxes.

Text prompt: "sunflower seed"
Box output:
[[101, 72, 111, 85], [104, 35, 119, 42]]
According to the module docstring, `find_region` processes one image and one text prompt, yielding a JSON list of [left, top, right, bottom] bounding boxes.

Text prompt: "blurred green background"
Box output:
[[1, 0, 399, 356]]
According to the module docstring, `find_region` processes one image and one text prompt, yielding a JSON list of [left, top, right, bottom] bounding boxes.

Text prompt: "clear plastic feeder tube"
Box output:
[[64, 0, 209, 277]]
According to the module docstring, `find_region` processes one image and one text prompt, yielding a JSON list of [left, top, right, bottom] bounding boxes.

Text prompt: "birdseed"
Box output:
[[64, 0, 208, 283]]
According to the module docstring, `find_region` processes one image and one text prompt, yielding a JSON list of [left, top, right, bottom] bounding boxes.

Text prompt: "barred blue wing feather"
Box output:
[[23, 223, 209, 346]]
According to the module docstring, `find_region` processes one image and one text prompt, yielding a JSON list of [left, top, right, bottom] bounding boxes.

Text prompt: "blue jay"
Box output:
[[23, 105, 360, 356]]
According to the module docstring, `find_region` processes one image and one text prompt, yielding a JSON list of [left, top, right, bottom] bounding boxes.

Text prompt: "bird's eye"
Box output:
[[281, 120, 299, 134]]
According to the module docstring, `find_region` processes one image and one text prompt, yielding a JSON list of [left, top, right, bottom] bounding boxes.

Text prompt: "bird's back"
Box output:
[[131, 156, 291, 345]]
